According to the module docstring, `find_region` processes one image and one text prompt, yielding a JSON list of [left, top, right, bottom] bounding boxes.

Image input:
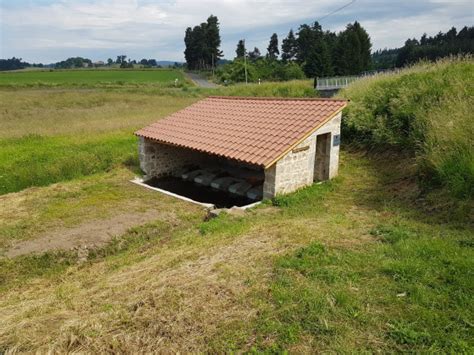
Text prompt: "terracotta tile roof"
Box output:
[[135, 96, 347, 167]]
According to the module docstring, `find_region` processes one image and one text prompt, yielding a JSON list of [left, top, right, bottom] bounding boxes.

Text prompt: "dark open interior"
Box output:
[[144, 159, 264, 208], [145, 176, 256, 208]]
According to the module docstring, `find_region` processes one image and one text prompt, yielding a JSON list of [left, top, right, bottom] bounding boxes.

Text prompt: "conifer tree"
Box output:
[[266, 33, 279, 60], [183, 15, 223, 70], [296, 22, 333, 77], [248, 47, 262, 61], [333, 21, 371, 75], [281, 29, 298, 62], [236, 40, 246, 58]]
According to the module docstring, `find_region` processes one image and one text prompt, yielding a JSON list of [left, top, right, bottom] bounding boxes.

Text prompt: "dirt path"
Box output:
[[186, 72, 219, 88], [5, 210, 170, 258]]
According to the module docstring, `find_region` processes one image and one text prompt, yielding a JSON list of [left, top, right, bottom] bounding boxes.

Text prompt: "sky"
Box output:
[[0, 0, 473, 63]]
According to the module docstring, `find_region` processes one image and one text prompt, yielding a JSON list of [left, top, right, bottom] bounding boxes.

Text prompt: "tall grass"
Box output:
[[0, 133, 137, 194], [207, 79, 317, 97], [339, 57, 474, 199], [0, 90, 198, 138]]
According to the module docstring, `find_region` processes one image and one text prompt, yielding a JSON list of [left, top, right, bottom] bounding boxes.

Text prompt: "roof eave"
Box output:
[[262, 104, 347, 169]]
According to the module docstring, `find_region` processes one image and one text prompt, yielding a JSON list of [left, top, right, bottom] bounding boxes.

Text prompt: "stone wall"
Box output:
[[138, 137, 210, 179], [263, 112, 341, 198], [138, 137, 262, 180]]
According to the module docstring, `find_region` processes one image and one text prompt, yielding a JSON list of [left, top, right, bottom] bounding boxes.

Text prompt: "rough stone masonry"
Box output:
[[262, 112, 341, 198]]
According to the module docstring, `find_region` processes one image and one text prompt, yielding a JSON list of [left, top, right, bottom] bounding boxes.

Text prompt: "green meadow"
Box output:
[[0, 68, 186, 88]]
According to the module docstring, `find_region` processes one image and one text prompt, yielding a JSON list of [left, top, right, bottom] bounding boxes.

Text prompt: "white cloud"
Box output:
[[0, 0, 472, 62]]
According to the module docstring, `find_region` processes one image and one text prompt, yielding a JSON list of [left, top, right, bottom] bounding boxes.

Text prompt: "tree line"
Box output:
[[56, 56, 166, 69], [183, 16, 372, 82], [184, 16, 474, 83], [220, 20, 371, 83], [271, 20, 371, 77], [0, 55, 182, 71], [0, 57, 44, 71], [373, 26, 474, 69]]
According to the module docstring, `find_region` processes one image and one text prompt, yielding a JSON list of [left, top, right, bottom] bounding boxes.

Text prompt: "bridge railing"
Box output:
[[316, 76, 359, 90], [316, 68, 400, 90]]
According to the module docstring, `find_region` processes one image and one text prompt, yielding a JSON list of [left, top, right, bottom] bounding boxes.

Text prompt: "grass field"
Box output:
[[0, 69, 187, 88], [0, 89, 198, 194], [1, 150, 472, 352], [0, 65, 472, 352]]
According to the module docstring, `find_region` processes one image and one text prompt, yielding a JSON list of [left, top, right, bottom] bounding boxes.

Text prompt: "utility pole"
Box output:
[[211, 54, 214, 78], [243, 39, 248, 85]]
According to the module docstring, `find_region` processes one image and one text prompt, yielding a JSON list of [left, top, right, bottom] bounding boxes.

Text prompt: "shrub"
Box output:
[[213, 79, 317, 98], [216, 59, 306, 84]]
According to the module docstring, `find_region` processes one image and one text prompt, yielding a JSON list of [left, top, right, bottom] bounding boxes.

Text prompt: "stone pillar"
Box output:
[[263, 165, 276, 199]]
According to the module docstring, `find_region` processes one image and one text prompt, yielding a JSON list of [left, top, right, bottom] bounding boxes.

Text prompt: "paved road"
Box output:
[[186, 72, 219, 88]]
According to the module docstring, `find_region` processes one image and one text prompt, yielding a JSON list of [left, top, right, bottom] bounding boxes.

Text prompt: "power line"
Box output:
[[317, 0, 356, 22]]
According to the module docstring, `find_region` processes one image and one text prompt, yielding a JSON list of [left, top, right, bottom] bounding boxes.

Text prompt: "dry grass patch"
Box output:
[[0, 168, 203, 252], [0, 89, 198, 138]]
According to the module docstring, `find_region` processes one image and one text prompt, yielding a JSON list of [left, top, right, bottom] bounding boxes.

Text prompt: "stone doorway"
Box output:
[[314, 133, 331, 181]]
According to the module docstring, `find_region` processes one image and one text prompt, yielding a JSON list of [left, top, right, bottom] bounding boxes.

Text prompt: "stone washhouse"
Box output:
[[135, 96, 347, 202]]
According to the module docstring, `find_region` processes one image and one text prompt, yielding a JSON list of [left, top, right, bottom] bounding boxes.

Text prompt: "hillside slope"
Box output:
[[339, 57, 473, 202]]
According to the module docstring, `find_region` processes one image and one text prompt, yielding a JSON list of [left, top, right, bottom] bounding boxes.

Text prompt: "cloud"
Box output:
[[0, 0, 472, 62]]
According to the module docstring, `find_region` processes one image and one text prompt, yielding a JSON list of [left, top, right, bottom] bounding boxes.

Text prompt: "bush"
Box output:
[[216, 59, 306, 84], [339, 57, 474, 199], [213, 79, 317, 98]]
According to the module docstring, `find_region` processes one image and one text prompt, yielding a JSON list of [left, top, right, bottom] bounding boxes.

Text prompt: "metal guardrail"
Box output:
[[316, 68, 399, 90], [316, 76, 359, 90]]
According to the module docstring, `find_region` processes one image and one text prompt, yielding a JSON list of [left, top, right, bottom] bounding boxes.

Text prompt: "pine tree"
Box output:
[[353, 21, 372, 71], [236, 40, 246, 58], [296, 22, 333, 77], [266, 33, 279, 60], [281, 29, 298, 62], [333, 21, 372, 75], [184, 27, 196, 69], [205, 15, 223, 67]]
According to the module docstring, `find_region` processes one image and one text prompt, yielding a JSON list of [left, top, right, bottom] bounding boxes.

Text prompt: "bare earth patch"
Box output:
[[5, 209, 170, 258]]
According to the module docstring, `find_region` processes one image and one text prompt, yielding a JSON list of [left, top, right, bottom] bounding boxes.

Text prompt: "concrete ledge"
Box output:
[[130, 177, 261, 211], [131, 177, 215, 209]]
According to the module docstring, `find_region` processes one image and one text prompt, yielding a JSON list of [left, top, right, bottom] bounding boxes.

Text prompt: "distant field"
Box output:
[[0, 69, 186, 87], [0, 89, 197, 194]]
